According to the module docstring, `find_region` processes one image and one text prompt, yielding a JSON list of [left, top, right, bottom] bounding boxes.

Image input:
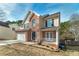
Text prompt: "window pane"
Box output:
[[32, 19, 36, 27], [47, 19, 54, 27]]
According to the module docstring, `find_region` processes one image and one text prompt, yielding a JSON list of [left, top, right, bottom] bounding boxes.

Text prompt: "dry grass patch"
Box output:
[[0, 43, 79, 56]]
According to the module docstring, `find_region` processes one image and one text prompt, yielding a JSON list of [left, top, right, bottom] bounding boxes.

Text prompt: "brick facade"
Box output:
[[16, 11, 60, 49]]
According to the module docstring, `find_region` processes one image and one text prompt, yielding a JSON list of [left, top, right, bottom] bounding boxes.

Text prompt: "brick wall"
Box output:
[[29, 13, 41, 42]]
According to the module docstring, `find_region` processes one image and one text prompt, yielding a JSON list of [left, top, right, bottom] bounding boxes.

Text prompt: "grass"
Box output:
[[0, 43, 79, 56]]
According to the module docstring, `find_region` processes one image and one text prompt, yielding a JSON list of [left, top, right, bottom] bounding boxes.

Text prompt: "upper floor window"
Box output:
[[32, 19, 36, 27], [45, 19, 54, 28], [47, 19, 54, 27]]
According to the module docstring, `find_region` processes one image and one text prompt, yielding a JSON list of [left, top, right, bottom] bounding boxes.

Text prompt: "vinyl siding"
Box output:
[[0, 26, 16, 40]]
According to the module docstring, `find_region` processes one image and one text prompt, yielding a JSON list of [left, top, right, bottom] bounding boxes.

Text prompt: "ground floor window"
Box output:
[[45, 32, 52, 41], [46, 32, 52, 38], [44, 31, 56, 42]]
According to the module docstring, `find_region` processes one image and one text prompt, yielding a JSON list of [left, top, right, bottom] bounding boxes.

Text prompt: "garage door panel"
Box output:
[[17, 33, 26, 42]]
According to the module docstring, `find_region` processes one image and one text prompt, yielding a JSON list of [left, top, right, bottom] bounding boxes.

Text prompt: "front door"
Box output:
[[31, 32, 36, 41]]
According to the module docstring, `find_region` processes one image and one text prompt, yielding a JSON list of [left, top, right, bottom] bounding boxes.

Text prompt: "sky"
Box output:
[[0, 3, 79, 22]]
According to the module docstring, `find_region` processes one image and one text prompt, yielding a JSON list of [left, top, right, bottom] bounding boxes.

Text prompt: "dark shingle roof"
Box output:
[[0, 21, 9, 27]]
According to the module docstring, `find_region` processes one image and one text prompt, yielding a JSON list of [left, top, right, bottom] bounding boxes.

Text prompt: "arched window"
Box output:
[[32, 19, 36, 27]]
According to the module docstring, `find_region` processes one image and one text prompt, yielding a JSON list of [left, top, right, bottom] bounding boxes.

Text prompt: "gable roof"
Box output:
[[42, 12, 60, 19], [22, 11, 31, 25], [22, 10, 40, 25], [22, 10, 60, 26]]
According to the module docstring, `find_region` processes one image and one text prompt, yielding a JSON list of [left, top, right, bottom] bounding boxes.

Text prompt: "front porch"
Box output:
[[40, 29, 59, 49], [27, 31, 57, 44], [41, 31, 56, 42]]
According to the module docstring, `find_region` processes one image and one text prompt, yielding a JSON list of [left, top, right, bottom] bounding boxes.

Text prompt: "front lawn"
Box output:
[[0, 43, 79, 56]]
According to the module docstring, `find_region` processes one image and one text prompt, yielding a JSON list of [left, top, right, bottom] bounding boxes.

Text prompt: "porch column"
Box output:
[[56, 28, 59, 49]]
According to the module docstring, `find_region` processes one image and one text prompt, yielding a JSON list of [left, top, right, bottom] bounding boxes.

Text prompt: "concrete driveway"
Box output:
[[0, 40, 19, 45]]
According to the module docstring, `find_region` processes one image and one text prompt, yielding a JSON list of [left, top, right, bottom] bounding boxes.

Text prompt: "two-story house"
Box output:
[[16, 10, 60, 49]]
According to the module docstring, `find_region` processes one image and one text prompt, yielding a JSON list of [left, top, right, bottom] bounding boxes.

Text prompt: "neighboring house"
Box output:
[[16, 11, 60, 49], [0, 21, 9, 27], [9, 23, 20, 30], [0, 21, 16, 40]]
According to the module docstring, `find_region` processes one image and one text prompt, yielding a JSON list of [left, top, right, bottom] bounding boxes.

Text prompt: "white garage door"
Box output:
[[17, 33, 26, 42]]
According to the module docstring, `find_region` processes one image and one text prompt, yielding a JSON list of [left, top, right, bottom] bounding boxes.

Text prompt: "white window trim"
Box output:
[[45, 32, 52, 41]]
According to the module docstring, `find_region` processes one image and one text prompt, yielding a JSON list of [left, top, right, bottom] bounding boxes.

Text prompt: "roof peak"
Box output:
[[29, 10, 40, 16]]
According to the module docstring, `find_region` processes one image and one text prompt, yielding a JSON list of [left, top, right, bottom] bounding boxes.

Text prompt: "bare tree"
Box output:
[[69, 14, 79, 41]]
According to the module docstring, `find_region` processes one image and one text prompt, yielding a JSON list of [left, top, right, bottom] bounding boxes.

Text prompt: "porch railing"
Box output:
[[42, 38, 56, 42]]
